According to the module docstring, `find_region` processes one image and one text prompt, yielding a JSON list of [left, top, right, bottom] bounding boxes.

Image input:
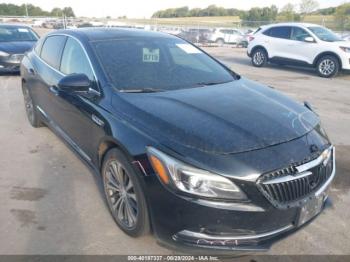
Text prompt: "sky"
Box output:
[[2, 0, 349, 18]]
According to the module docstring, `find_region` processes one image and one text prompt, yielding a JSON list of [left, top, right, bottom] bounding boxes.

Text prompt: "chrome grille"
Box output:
[[257, 147, 334, 208]]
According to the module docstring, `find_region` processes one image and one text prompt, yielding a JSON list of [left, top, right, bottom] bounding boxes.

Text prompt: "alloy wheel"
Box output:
[[253, 51, 265, 66], [319, 59, 335, 76], [104, 160, 138, 229]]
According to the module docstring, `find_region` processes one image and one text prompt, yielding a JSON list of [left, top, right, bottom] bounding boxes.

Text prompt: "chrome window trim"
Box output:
[[34, 33, 101, 95]]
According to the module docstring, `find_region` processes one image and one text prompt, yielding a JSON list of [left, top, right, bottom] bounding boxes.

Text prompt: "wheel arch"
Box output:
[[97, 137, 134, 173], [251, 45, 269, 59], [313, 52, 342, 68]]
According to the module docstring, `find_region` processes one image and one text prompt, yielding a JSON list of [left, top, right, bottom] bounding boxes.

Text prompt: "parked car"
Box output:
[[239, 29, 258, 48], [157, 26, 182, 36], [0, 24, 38, 73], [247, 23, 350, 77], [21, 28, 335, 252], [208, 28, 244, 45], [178, 28, 212, 44], [77, 22, 93, 28]]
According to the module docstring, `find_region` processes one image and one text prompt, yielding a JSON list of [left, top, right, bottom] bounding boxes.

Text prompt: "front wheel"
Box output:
[[316, 55, 339, 78], [102, 148, 150, 237], [251, 48, 268, 67]]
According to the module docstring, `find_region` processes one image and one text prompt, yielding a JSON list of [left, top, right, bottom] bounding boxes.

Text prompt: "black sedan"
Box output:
[[20, 28, 335, 252], [0, 24, 38, 72]]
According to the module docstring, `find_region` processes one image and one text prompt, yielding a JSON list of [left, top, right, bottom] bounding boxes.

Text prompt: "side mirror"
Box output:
[[304, 36, 315, 43], [58, 73, 91, 93]]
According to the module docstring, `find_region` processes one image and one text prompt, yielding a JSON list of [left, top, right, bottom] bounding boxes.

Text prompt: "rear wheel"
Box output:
[[251, 48, 268, 67], [102, 148, 150, 237], [22, 84, 44, 128], [316, 55, 339, 78]]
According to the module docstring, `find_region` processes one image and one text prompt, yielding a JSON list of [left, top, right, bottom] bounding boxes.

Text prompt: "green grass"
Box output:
[[113, 15, 343, 29], [118, 16, 241, 27]]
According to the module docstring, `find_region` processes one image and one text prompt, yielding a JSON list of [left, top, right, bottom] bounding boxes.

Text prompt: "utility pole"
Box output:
[[25, 3, 29, 17]]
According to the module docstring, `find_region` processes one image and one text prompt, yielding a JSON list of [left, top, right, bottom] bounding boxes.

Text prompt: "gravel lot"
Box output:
[[0, 46, 349, 255]]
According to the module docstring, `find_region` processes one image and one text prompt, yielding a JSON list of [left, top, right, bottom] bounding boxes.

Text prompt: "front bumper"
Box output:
[[143, 144, 335, 253], [340, 53, 350, 70], [0, 54, 23, 72]]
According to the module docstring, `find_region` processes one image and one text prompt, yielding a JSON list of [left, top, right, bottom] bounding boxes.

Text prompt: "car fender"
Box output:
[[313, 51, 343, 68]]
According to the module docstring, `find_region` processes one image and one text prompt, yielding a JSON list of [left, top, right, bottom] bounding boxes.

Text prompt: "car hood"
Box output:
[[0, 41, 36, 54], [113, 78, 319, 155]]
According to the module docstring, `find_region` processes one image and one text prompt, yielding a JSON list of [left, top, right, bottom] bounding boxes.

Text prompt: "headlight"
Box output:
[[0, 50, 9, 57], [339, 46, 350, 53], [147, 147, 247, 200]]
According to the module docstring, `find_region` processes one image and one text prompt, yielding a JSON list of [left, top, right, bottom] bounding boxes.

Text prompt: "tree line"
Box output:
[[152, 0, 350, 30], [0, 3, 75, 17]]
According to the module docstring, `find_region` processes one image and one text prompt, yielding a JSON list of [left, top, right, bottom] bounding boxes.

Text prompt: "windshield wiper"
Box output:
[[193, 80, 233, 87], [119, 88, 162, 93]]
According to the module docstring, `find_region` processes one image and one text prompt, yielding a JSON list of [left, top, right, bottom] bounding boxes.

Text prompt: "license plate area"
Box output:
[[298, 194, 326, 226]]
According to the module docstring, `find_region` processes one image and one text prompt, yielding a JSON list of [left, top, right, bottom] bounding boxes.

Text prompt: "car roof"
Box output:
[[51, 27, 177, 42]]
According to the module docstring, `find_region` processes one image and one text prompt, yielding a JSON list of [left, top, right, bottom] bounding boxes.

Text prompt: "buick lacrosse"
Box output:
[[20, 28, 335, 252], [0, 24, 38, 72]]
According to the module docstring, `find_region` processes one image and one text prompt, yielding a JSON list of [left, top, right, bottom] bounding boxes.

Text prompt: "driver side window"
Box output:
[[60, 37, 94, 81], [291, 27, 311, 41]]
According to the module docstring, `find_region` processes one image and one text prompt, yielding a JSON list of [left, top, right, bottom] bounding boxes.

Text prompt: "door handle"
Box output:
[[28, 68, 35, 75], [49, 85, 59, 96]]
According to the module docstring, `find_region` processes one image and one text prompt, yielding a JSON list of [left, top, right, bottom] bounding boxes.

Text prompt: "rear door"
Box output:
[[264, 26, 292, 59]]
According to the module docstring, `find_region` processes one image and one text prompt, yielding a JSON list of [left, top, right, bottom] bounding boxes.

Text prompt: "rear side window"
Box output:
[[60, 37, 94, 80], [264, 26, 291, 39], [40, 35, 67, 69]]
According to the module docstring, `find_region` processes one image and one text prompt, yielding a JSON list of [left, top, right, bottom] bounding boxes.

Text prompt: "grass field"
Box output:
[[111, 15, 340, 29], [117, 16, 241, 27]]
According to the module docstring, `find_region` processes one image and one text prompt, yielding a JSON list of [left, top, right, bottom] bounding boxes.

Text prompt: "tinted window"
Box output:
[[0, 27, 38, 42], [41, 36, 67, 69], [307, 26, 342, 42], [266, 26, 291, 39], [291, 27, 311, 41], [93, 38, 234, 92], [60, 38, 94, 80]]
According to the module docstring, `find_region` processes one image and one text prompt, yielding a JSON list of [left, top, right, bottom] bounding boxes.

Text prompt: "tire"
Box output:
[[22, 83, 44, 128], [316, 55, 339, 78], [251, 48, 268, 67], [216, 38, 224, 46], [102, 148, 150, 237]]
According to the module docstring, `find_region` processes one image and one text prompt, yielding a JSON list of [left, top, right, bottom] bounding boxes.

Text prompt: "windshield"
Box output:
[[307, 26, 342, 42], [92, 37, 235, 92], [0, 27, 38, 42]]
